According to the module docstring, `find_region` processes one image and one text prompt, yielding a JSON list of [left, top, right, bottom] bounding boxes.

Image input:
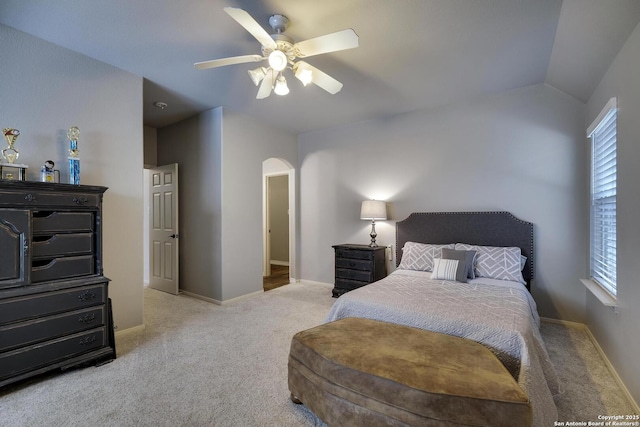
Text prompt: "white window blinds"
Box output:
[[588, 98, 617, 296]]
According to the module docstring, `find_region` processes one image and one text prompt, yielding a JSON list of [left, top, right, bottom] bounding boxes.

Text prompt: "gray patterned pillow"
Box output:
[[431, 258, 459, 281], [455, 243, 525, 284], [398, 242, 455, 272]]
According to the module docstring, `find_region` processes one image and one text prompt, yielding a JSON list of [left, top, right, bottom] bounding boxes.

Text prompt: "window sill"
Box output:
[[580, 279, 618, 307]]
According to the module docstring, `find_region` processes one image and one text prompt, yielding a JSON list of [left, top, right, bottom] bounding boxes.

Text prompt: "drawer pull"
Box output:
[[78, 290, 96, 301], [349, 261, 356, 267], [25, 194, 36, 202], [73, 197, 88, 205], [78, 313, 96, 324], [79, 335, 96, 346]]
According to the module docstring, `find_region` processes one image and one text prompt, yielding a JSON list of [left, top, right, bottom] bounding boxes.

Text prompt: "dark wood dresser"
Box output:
[[332, 244, 387, 297], [0, 181, 115, 387]]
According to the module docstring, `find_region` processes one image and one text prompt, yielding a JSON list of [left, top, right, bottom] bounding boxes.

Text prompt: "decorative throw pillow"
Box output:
[[398, 242, 455, 272], [455, 243, 525, 284], [441, 248, 477, 282], [431, 258, 459, 281]]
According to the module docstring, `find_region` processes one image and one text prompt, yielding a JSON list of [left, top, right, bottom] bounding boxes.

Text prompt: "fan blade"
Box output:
[[295, 61, 343, 94], [257, 68, 275, 99], [294, 29, 359, 58], [195, 55, 265, 70], [224, 7, 277, 50]]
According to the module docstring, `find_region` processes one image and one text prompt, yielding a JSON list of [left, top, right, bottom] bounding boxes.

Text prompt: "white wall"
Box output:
[[299, 84, 588, 322], [586, 21, 640, 405], [0, 24, 144, 330]]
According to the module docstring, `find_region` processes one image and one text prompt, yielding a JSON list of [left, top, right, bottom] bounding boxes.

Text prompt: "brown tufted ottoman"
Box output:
[[288, 317, 532, 427]]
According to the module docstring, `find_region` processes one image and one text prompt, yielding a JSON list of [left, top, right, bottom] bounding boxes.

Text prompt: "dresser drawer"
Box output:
[[0, 284, 106, 324], [336, 267, 372, 282], [335, 257, 373, 271], [0, 327, 106, 381], [0, 191, 100, 209], [32, 212, 94, 234], [31, 255, 94, 283], [32, 233, 93, 258], [0, 306, 105, 352]]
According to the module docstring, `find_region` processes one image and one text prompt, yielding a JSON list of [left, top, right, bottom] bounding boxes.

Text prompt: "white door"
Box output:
[[148, 164, 179, 294]]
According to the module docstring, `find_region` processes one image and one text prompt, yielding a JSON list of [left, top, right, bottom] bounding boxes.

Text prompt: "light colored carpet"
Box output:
[[0, 283, 636, 426]]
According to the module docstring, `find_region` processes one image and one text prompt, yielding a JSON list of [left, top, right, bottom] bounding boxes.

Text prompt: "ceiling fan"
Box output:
[[194, 7, 359, 99]]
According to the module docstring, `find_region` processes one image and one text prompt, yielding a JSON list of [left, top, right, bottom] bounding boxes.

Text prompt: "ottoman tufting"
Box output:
[[288, 317, 532, 427]]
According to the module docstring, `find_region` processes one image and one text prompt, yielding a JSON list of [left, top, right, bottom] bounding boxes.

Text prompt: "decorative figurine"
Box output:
[[68, 126, 80, 185], [2, 128, 20, 164], [41, 160, 56, 182]]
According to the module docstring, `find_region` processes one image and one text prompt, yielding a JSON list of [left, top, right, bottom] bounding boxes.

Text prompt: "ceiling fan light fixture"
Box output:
[[268, 50, 288, 72], [274, 74, 289, 96], [294, 65, 313, 86], [248, 67, 267, 86]]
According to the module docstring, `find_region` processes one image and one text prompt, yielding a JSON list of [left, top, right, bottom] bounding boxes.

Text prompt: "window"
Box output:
[[587, 98, 617, 297]]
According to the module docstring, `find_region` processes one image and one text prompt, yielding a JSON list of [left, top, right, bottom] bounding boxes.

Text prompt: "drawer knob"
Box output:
[[78, 313, 96, 323], [78, 290, 96, 301], [73, 197, 89, 205], [24, 193, 37, 203], [79, 335, 96, 346]]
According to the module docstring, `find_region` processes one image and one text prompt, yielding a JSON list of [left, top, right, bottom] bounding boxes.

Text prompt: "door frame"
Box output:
[[263, 167, 296, 283]]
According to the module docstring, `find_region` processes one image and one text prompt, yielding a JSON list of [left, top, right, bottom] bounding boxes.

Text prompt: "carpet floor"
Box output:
[[0, 282, 636, 426]]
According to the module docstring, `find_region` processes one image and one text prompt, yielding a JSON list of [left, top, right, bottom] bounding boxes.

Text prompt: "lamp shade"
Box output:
[[360, 200, 387, 220]]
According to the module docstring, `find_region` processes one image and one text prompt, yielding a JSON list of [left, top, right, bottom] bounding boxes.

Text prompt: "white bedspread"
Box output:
[[325, 270, 560, 427]]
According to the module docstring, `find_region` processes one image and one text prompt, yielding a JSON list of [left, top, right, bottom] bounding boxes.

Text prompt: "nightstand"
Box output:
[[332, 244, 387, 297]]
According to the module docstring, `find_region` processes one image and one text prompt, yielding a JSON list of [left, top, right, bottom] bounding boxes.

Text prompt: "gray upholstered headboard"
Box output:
[[395, 211, 534, 289]]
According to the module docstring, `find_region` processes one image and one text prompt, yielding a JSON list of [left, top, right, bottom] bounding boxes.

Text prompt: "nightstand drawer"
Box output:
[[335, 257, 373, 271], [336, 268, 372, 282], [335, 278, 368, 292], [335, 247, 374, 260]]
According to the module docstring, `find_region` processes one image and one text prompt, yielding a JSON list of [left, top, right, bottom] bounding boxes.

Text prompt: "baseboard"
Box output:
[[270, 260, 289, 266], [541, 317, 639, 413], [180, 289, 264, 306], [115, 324, 146, 337]]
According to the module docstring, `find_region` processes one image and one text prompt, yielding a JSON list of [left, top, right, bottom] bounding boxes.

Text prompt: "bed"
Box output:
[[325, 211, 560, 427]]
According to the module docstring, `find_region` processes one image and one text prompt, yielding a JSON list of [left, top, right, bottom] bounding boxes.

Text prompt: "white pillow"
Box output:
[[398, 242, 455, 272], [455, 243, 526, 284], [431, 258, 459, 281]]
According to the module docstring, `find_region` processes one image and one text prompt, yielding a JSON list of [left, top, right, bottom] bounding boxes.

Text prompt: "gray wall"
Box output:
[[0, 24, 144, 330], [299, 83, 588, 322], [586, 20, 640, 405], [269, 175, 289, 263], [221, 109, 298, 300], [157, 107, 297, 302], [157, 108, 223, 300]]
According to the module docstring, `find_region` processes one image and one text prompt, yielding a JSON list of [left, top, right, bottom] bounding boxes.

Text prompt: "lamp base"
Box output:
[[369, 220, 378, 247]]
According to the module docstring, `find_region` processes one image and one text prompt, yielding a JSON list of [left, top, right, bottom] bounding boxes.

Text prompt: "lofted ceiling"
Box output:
[[1, 0, 639, 134]]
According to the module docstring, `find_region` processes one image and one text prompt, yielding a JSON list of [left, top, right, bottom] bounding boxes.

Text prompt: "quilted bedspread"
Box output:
[[325, 270, 560, 427]]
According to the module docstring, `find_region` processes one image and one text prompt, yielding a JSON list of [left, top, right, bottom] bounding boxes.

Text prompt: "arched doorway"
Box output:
[[263, 158, 296, 290]]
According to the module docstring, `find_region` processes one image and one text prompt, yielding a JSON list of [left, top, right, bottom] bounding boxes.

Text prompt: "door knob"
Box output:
[[169, 234, 179, 239]]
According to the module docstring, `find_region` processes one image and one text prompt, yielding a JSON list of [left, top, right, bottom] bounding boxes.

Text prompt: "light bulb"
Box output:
[[268, 50, 288, 72], [248, 67, 267, 86], [274, 75, 289, 96], [295, 66, 313, 86]]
